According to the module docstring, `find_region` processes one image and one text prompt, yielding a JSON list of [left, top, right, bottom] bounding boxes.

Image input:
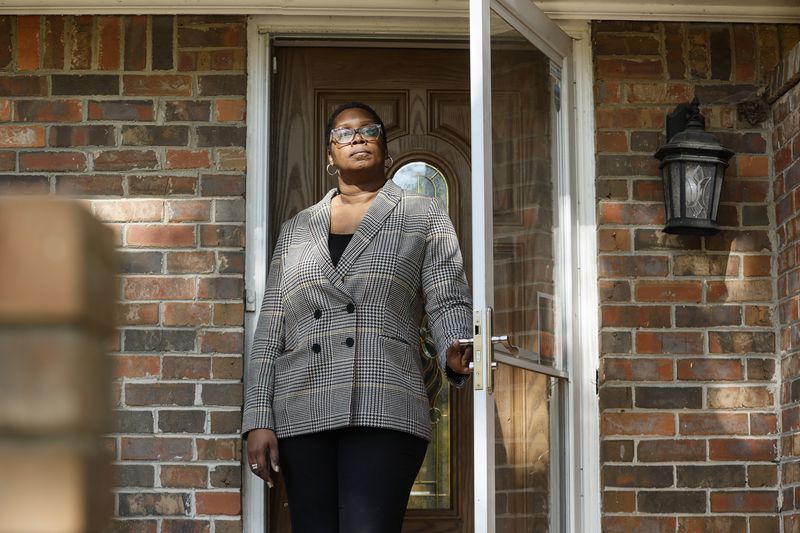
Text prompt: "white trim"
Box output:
[[6, 0, 799, 22], [469, 0, 495, 531], [242, 19, 270, 533], [562, 19, 602, 533]]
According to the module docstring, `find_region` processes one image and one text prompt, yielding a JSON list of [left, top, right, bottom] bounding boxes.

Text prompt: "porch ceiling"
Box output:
[[2, 0, 799, 23]]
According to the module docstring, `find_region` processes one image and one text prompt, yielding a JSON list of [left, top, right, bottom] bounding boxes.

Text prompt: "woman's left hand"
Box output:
[[445, 339, 473, 375]]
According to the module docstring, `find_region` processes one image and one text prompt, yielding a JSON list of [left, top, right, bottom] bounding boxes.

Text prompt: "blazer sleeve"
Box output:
[[242, 224, 288, 436], [421, 198, 474, 388]]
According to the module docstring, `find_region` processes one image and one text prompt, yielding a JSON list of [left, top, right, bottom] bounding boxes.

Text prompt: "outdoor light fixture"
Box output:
[[654, 96, 734, 235]]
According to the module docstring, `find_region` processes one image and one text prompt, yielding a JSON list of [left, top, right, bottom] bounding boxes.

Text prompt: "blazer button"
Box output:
[[346, 303, 355, 314], [314, 309, 322, 319], [312, 343, 321, 353], [345, 337, 354, 348]]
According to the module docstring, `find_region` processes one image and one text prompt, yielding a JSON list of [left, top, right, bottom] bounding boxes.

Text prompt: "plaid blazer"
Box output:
[[242, 179, 472, 441]]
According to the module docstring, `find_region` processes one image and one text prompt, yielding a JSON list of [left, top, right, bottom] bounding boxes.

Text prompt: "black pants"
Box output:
[[278, 426, 428, 533]]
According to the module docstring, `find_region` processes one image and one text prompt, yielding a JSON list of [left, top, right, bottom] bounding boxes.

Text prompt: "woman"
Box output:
[[243, 102, 473, 533]]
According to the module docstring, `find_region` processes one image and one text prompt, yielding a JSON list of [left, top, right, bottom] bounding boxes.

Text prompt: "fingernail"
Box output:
[[274, 464, 280, 472], [268, 481, 274, 488]]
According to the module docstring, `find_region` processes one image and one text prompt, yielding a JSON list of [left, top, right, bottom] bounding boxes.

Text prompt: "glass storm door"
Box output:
[[468, 0, 574, 531]]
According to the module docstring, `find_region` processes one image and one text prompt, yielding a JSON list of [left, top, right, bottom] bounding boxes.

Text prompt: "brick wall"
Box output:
[[595, 21, 799, 532], [772, 40, 800, 532], [0, 15, 247, 531]]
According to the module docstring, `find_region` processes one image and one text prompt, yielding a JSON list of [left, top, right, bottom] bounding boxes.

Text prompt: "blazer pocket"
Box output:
[[379, 335, 426, 397]]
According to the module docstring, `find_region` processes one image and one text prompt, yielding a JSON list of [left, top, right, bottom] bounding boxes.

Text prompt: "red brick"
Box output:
[[751, 413, 777, 435], [721, 180, 769, 203], [602, 516, 675, 533], [709, 438, 776, 461], [212, 356, 242, 379], [124, 16, 147, 71], [677, 358, 744, 381], [200, 225, 244, 247], [166, 200, 212, 222], [745, 305, 773, 327], [632, 180, 663, 202], [166, 251, 216, 274], [195, 492, 241, 515], [15, 100, 82, 122], [737, 155, 769, 178], [94, 200, 164, 222], [602, 412, 675, 436], [161, 466, 208, 489], [598, 229, 631, 252], [604, 358, 673, 381], [128, 175, 197, 196], [596, 58, 664, 79], [127, 225, 196, 248], [162, 521, 210, 533], [123, 277, 195, 300], [214, 303, 243, 326], [120, 437, 193, 460], [675, 306, 742, 327], [19, 151, 86, 172], [166, 149, 212, 169], [197, 438, 239, 461], [97, 16, 121, 70], [0, 126, 45, 147], [164, 302, 212, 326], [123, 75, 193, 96], [707, 280, 773, 302], [69, 16, 93, 70], [56, 174, 123, 196], [599, 203, 665, 225], [744, 255, 772, 277], [626, 82, 694, 104], [636, 331, 704, 354], [635, 281, 701, 302], [604, 491, 636, 512], [89, 100, 155, 121], [599, 255, 669, 277], [17, 16, 41, 71], [0, 151, 14, 171], [215, 99, 246, 122], [111, 355, 160, 379], [94, 150, 158, 171], [217, 148, 245, 171], [116, 302, 159, 326], [679, 413, 749, 435], [200, 331, 243, 353], [710, 491, 778, 513], [708, 387, 774, 409], [708, 331, 774, 354], [42, 16, 65, 69], [162, 356, 211, 380], [602, 305, 671, 328], [201, 174, 245, 196], [637, 439, 706, 462]]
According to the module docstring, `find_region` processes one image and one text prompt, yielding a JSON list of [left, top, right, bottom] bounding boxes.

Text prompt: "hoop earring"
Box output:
[[326, 163, 339, 176], [384, 155, 394, 168]]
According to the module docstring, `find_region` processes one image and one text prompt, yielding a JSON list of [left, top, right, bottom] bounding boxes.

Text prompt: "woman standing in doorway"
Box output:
[[243, 102, 473, 533]]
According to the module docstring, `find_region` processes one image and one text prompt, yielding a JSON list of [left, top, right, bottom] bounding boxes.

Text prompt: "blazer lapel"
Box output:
[[307, 188, 344, 290], [335, 179, 402, 277]]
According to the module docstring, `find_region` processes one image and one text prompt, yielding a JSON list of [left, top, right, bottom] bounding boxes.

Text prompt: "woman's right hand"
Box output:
[[247, 428, 280, 487]]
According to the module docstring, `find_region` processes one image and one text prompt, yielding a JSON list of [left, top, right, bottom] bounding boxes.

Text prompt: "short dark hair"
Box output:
[[325, 101, 387, 151]]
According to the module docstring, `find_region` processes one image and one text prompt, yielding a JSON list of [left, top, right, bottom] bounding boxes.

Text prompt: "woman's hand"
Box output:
[[445, 339, 473, 375], [246, 428, 280, 487]]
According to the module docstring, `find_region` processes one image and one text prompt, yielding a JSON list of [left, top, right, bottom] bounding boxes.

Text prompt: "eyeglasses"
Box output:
[[329, 123, 382, 145]]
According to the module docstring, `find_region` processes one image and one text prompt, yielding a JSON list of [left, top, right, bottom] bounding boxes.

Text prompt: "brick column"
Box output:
[[771, 39, 800, 533], [0, 15, 247, 531], [595, 21, 799, 532]]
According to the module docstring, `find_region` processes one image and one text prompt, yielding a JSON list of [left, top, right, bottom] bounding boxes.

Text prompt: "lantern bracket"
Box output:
[[666, 95, 704, 142]]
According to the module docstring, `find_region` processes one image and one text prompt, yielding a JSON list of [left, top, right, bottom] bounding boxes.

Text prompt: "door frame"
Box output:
[[244, 11, 599, 533]]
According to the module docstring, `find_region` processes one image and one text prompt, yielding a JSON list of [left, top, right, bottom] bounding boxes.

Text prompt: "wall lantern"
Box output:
[[654, 96, 734, 235]]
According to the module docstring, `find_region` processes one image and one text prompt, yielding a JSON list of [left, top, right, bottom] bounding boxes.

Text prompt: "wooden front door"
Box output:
[[269, 43, 473, 533]]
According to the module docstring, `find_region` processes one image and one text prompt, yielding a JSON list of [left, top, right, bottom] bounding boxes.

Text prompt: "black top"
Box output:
[[328, 233, 354, 267]]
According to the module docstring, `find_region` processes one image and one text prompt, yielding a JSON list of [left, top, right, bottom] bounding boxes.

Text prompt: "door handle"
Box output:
[[460, 335, 517, 371]]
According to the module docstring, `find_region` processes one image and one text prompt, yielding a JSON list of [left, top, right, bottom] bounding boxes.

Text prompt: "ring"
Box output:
[[250, 463, 259, 471]]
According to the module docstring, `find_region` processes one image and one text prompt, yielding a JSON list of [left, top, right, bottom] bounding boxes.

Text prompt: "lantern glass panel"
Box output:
[[670, 162, 682, 218], [684, 162, 716, 218], [662, 166, 672, 218]]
